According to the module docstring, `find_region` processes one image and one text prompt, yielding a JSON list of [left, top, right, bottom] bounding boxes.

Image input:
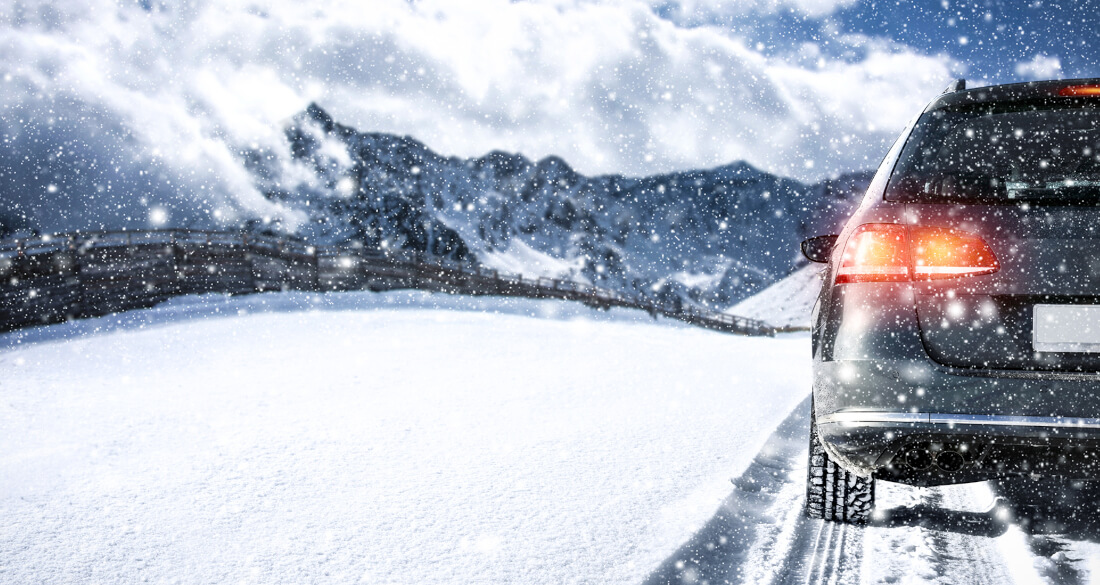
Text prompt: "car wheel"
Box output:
[[805, 412, 875, 523]]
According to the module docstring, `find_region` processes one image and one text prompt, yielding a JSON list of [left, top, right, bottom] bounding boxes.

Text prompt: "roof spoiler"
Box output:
[[942, 78, 966, 94]]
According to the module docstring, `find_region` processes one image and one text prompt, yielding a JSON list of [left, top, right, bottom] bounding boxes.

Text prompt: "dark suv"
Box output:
[[801, 78, 1100, 523]]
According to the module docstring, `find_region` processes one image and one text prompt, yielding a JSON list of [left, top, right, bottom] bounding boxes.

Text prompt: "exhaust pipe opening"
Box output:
[[904, 448, 933, 470], [936, 450, 965, 472]]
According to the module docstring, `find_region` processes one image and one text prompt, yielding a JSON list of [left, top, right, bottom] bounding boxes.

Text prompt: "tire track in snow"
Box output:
[[640, 396, 1090, 585], [642, 397, 861, 585], [799, 520, 857, 585], [766, 516, 860, 585], [761, 496, 863, 585], [641, 397, 813, 585]]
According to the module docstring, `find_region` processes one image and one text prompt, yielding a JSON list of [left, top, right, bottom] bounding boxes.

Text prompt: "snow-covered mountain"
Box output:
[[249, 104, 869, 308], [730, 264, 825, 330]]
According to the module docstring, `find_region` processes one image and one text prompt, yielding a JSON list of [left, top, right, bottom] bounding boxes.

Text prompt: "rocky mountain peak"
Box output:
[[258, 104, 871, 308]]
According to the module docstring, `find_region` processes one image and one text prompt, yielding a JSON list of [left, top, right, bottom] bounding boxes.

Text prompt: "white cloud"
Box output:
[[0, 0, 955, 232], [649, 0, 859, 18], [1014, 54, 1062, 81]]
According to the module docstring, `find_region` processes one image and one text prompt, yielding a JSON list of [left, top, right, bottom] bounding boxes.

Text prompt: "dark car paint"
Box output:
[[808, 79, 1100, 486]]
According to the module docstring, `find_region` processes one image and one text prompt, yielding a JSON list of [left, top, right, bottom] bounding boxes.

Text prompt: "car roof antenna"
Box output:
[[943, 78, 966, 94]]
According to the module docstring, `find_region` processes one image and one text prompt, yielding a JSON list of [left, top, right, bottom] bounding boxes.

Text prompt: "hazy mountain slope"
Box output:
[[730, 264, 825, 330]]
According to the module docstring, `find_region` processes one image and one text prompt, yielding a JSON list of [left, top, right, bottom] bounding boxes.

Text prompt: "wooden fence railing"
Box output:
[[0, 229, 775, 336]]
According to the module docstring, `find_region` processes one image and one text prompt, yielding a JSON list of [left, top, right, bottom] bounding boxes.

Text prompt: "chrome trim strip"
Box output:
[[928, 414, 1100, 428], [818, 412, 929, 424], [818, 411, 1100, 429]]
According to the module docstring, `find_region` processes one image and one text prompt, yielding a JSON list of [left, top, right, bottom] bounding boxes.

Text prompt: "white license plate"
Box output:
[[1034, 304, 1100, 353]]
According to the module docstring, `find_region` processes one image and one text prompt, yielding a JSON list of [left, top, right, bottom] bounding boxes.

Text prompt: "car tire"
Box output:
[[805, 413, 875, 523]]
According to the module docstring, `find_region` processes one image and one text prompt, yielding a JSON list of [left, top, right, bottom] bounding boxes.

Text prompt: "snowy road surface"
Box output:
[[646, 399, 1100, 585], [0, 292, 807, 584], [2, 291, 1099, 584]]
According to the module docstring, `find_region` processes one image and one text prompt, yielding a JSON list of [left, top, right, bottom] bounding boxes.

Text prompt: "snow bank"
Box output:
[[0, 291, 809, 584], [730, 264, 824, 330]]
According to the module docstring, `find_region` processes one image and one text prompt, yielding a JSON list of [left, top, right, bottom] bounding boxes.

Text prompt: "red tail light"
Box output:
[[910, 226, 999, 279], [836, 224, 909, 283], [836, 224, 998, 284]]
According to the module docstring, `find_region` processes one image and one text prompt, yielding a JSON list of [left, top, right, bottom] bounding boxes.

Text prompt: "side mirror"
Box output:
[[801, 235, 838, 263]]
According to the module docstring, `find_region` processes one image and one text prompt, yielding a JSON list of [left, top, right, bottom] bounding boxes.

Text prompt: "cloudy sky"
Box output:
[[1, 0, 1097, 231]]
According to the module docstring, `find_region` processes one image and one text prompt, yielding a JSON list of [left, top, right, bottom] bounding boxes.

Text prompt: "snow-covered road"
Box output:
[[2, 291, 1099, 584], [0, 291, 808, 584], [646, 397, 1100, 585]]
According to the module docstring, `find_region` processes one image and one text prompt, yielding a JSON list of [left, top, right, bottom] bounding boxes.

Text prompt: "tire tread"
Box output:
[[805, 418, 874, 523]]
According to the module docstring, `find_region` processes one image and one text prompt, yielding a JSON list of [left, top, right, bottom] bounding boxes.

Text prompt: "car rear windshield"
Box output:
[[885, 100, 1100, 204]]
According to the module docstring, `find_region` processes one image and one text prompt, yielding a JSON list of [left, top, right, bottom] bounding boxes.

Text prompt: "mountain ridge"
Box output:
[[246, 102, 869, 308]]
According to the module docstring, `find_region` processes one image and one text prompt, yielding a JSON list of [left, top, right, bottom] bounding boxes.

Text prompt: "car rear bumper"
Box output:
[[820, 411, 1100, 430], [817, 410, 1100, 486]]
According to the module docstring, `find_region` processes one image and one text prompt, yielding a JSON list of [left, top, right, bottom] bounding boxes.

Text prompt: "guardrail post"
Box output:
[[311, 246, 320, 291], [69, 235, 83, 318]]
